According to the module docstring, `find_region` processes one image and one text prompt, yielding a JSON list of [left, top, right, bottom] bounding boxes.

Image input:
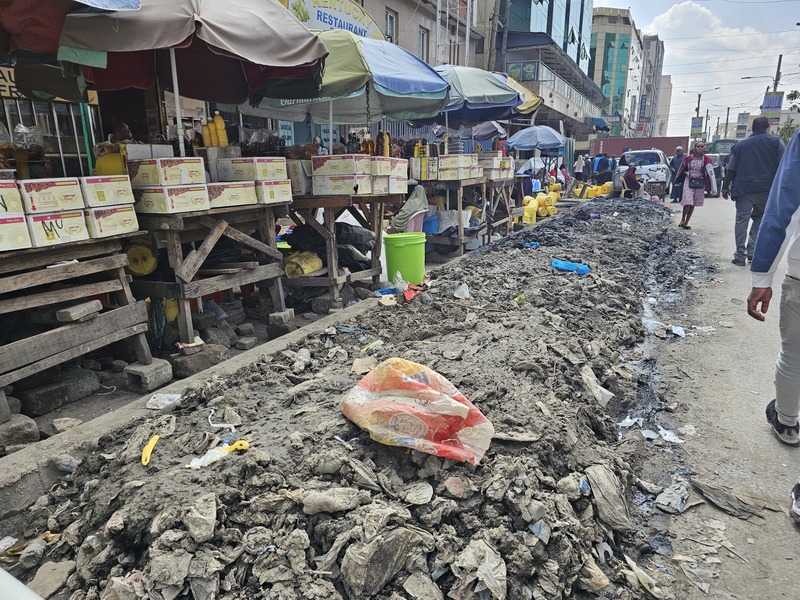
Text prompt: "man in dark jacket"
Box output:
[[669, 146, 685, 203], [597, 153, 610, 173], [722, 116, 785, 266]]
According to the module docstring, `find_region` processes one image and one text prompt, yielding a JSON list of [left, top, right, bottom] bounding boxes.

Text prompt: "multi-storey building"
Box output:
[[640, 34, 664, 137], [589, 7, 644, 137], [655, 75, 673, 137]]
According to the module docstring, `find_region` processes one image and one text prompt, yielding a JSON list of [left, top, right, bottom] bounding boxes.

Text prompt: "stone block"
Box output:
[[236, 322, 255, 336], [191, 310, 219, 331], [83, 358, 102, 371], [169, 345, 231, 379], [124, 358, 173, 393], [268, 309, 295, 325], [0, 414, 39, 446], [236, 336, 257, 350], [13, 365, 60, 393], [226, 309, 247, 325], [354, 286, 375, 300], [18, 369, 100, 417], [111, 359, 128, 373], [56, 300, 103, 322], [7, 396, 21, 415], [267, 322, 299, 340], [217, 319, 239, 344], [28, 560, 76, 599], [0, 391, 9, 425], [52, 417, 83, 434], [204, 327, 232, 348], [311, 296, 333, 315]]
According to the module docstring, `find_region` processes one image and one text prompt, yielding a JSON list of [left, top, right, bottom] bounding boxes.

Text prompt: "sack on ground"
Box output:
[[340, 357, 494, 465], [688, 176, 705, 189]]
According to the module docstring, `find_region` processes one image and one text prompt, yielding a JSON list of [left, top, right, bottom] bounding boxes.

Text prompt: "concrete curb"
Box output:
[[0, 299, 379, 522]]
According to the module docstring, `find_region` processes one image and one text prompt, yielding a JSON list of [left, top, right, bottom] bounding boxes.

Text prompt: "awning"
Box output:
[[586, 116, 610, 132]]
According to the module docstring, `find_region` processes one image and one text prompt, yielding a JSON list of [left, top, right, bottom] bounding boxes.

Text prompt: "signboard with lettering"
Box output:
[[319, 124, 340, 145], [736, 112, 750, 126], [278, 121, 295, 146], [761, 91, 783, 126], [0, 67, 98, 104], [279, 0, 385, 39], [690, 116, 703, 137], [638, 94, 647, 121]]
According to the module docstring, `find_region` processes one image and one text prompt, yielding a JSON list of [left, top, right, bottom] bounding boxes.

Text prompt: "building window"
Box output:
[[475, 38, 485, 54], [385, 10, 397, 44], [608, 17, 618, 24], [418, 27, 429, 61]]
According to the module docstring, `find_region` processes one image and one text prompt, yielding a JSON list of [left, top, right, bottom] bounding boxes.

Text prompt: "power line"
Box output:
[[661, 29, 798, 40]]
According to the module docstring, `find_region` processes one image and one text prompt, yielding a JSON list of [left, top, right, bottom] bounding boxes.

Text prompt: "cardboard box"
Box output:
[[427, 157, 439, 180], [311, 154, 371, 176], [127, 158, 206, 187], [438, 154, 468, 169], [80, 175, 135, 208], [133, 185, 210, 214], [287, 160, 313, 195], [438, 167, 471, 180], [479, 157, 512, 170], [470, 166, 483, 179], [409, 158, 425, 180], [0, 181, 23, 214], [207, 182, 259, 209], [195, 146, 242, 183], [375, 176, 409, 194], [464, 154, 479, 167], [19, 178, 84, 214], [255, 180, 293, 205], [391, 158, 409, 177], [312, 175, 372, 196], [26, 211, 89, 247], [371, 157, 392, 176], [478, 151, 504, 159], [216, 157, 288, 182], [0, 214, 32, 251], [85, 205, 139, 238]]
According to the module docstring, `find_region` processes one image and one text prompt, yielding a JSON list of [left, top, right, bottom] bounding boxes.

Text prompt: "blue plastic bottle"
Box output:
[[551, 259, 590, 275], [532, 179, 542, 192]]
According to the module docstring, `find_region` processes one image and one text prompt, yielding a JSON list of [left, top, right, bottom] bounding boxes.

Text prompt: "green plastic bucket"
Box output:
[[384, 232, 426, 285]]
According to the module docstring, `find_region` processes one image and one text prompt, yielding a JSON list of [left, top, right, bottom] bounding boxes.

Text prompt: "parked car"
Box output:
[[613, 149, 671, 196]]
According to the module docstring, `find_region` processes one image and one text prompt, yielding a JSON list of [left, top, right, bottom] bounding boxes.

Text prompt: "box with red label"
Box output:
[[80, 175, 135, 208], [313, 175, 372, 196], [390, 158, 408, 177], [373, 176, 408, 195], [85, 205, 139, 238], [255, 180, 293, 204], [438, 167, 470, 180], [438, 154, 469, 169], [0, 214, 32, 251], [18, 178, 84, 214], [207, 182, 258, 209], [127, 157, 206, 187], [0, 181, 23, 214], [133, 185, 210, 214], [311, 154, 371, 176], [216, 157, 288, 182], [478, 157, 512, 170], [26, 211, 89, 247], [371, 157, 392, 176]]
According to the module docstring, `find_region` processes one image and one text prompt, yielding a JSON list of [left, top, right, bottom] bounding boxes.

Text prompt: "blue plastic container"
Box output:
[[423, 215, 438, 235]]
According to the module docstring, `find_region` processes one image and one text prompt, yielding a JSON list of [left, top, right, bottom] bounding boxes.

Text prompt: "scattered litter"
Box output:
[[691, 479, 766, 520], [678, 424, 697, 437], [453, 283, 471, 299], [619, 415, 644, 428], [186, 440, 249, 469], [623, 554, 666, 599], [585, 464, 633, 531], [361, 339, 384, 352], [671, 325, 686, 338], [450, 539, 507, 600], [378, 295, 397, 306], [207, 409, 236, 435], [141, 435, 160, 466], [641, 429, 660, 441], [580, 364, 615, 407], [656, 481, 689, 514], [340, 357, 494, 465], [657, 426, 685, 444], [692, 325, 716, 334], [145, 393, 181, 410], [523, 241, 540, 249], [552, 258, 590, 275], [351, 355, 378, 375], [375, 287, 399, 295], [589, 213, 602, 219]]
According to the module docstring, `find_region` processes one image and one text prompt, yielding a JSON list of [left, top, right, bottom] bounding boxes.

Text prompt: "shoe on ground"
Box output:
[[791, 483, 800, 522], [747, 255, 753, 262], [766, 399, 800, 445], [732, 257, 746, 266]]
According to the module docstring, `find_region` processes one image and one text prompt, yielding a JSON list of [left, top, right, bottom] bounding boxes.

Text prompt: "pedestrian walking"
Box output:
[[669, 145, 685, 203], [610, 154, 617, 171], [582, 154, 592, 182], [722, 116, 784, 266], [573, 154, 586, 182], [747, 128, 800, 519], [597, 153, 610, 173], [674, 141, 717, 229]]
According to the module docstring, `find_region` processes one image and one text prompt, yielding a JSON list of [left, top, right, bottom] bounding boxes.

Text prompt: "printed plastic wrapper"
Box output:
[[340, 357, 494, 465]]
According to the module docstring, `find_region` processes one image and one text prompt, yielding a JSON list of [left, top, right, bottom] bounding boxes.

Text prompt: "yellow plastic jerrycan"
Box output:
[[523, 204, 538, 224], [213, 111, 229, 146]]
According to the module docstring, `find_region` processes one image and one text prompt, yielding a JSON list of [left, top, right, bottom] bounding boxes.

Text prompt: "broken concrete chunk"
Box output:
[[52, 417, 83, 434], [28, 560, 76, 598]]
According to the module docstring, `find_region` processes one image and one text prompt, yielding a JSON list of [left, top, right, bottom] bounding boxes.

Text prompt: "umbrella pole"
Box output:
[[329, 100, 334, 152], [169, 48, 186, 157], [79, 103, 94, 176]]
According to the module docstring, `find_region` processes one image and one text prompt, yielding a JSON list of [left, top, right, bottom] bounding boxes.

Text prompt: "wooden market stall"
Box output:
[[420, 176, 487, 257]]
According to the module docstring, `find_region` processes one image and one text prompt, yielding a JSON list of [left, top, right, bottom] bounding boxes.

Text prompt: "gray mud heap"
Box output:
[[14, 199, 706, 600]]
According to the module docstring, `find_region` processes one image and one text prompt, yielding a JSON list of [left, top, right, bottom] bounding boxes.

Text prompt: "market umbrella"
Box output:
[[505, 125, 566, 151], [58, 0, 328, 103], [493, 73, 542, 115], [246, 30, 449, 125]]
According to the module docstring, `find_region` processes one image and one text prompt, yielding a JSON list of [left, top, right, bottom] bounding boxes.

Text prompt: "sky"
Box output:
[[593, 0, 800, 136]]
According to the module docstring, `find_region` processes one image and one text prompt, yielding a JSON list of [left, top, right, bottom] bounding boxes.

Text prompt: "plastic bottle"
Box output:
[[361, 134, 374, 156], [213, 111, 229, 146], [551, 259, 590, 275], [201, 123, 212, 147], [207, 120, 219, 146]]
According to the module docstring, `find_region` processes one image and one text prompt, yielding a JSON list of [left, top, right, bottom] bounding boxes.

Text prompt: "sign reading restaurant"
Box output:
[[280, 0, 385, 39]]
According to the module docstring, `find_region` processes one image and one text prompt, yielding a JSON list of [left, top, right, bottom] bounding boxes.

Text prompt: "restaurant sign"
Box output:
[[280, 0, 385, 39]]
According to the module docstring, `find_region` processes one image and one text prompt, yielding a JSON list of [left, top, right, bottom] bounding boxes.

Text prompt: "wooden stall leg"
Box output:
[[113, 266, 153, 365], [456, 188, 465, 257], [370, 202, 384, 286], [259, 207, 288, 312], [323, 208, 341, 304], [165, 232, 194, 344]]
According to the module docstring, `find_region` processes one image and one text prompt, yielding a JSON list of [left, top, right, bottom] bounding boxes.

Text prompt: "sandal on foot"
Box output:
[[683, 225, 691, 230]]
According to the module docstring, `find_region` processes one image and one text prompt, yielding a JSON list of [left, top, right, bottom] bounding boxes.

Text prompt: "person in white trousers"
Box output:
[[748, 127, 800, 520]]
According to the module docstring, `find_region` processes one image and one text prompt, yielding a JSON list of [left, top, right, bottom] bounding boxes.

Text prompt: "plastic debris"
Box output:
[[141, 435, 160, 466], [578, 555, 610, 591], [186, 440, 249, 469], [552, 258, 590, 275], [691, 479, 766, 520], [580, 364, 615, 407], [657, 425, 685, 444], [207, 409, 236, 436], [655, 481, 689, 514], [454, 282, 471, 299], [671, 325, 686, 337], [623, 554, 666, 599], [340, 357, 494, 465], [585, 464, 633, 531], [523, 241, 540, 249], [145, 393, 181, 410], [619, 415, 644, 428], [450, 539, 507, 599]]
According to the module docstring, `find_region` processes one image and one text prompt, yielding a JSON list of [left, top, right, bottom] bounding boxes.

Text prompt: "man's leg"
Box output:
[[733, 195, 753, 262], [776, 276, 800, 426], [746, 191, 769, 259]]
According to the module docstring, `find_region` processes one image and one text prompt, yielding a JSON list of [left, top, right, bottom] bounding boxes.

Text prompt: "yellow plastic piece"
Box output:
[[548, 191, 559, 203], [285, 251, 324, 279], [537, 207, 549, 217], [142, 434, 160, 466], [164, 298, 179, 323], [126, 243, 157, 276], [225, 440, 250, 453], [95, 152, 126, 176]]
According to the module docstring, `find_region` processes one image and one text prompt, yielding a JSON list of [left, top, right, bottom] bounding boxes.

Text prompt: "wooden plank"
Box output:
[[0, 323, 148, 388], [197, 267, 247, 275], [217, 261, 260, 269], [0, 301, 147, 374], [0, 238, 125, 275], [283, 276, 340, 287], [297, 209, 332, 240], [291, 195, 354, 209], [0, 280, 123, 315], [346, 205, 371, 229], [198, 217, 283, 260], [175, 219, 229, 283], [164, 232, 194, 345], [259, 207, 287, 312], [183, 263, 284, 298], [56, 300, 103, 322], [348, 268, 381, 282], [324, 208, 340, 301], [129, 279, 183, 298], [0, 254, 128, 296]]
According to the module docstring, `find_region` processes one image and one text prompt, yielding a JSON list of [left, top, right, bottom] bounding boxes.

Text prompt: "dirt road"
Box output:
[[649, 197, 800, 598]]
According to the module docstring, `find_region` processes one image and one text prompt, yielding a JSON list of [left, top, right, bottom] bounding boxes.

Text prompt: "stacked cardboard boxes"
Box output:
[[478, 154, 514, 180], [214, 157, 292, 206], [19, 178, 89, 248], [129, 157, 211, 214], [80, 176, 139, 239]]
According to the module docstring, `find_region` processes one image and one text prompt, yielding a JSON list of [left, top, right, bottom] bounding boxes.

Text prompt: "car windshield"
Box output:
[[622, 152, 661, 166]]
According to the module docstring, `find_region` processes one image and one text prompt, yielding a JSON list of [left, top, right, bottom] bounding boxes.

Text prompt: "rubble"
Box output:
[[8, 199, 703, 599]]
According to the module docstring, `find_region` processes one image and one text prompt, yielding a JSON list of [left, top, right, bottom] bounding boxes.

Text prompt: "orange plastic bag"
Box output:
[[340, 357, 494, 465]]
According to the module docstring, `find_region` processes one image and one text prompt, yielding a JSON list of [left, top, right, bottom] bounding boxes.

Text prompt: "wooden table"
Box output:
[[0, 233, 152, 388], [133, 204, 288, 344], [485, 178, 522, 243], [286, 193, 402, 304], [420, 177, 487, 256]]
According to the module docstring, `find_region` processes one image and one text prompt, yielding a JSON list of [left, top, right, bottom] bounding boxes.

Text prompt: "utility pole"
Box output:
[[465, 0, 472, 67], [488, 0, 501, 70], [696, 94, 701, 117], [725, 106, 730, 138], [705, 108, 709, 139], [498, 0, 511, 71], [435, 0, 441, 66], [774, 54, 783, 91], [715, 116, 720, 139]]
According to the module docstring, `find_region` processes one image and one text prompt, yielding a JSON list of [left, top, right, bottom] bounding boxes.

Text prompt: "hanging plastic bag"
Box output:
[[13, 124, 44, 146], [340, 358, 494, 465], [0, 123, 11, 145]]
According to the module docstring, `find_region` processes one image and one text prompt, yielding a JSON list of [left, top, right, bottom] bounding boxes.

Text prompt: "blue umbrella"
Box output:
[[505, 125, 566, 151]]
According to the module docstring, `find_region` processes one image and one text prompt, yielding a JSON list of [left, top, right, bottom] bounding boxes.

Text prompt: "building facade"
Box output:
[[640, 34, 664, 137], [655, 75, 672, 137], [589, 7, 644, 137]]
